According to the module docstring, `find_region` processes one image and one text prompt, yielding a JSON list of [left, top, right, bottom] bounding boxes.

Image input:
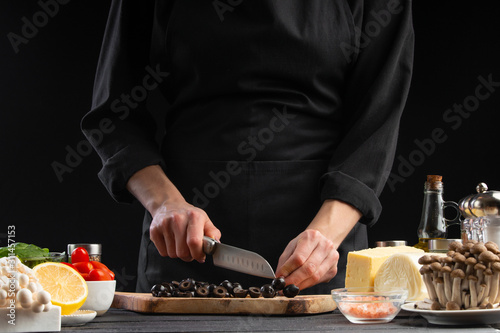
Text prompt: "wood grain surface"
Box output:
[[111, 292, 336, 315]]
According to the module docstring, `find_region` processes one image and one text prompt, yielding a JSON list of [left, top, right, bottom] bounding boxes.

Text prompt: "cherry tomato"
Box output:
[[71, 247, 90, 263], [90, 261, 115, 280], [73, 261, 93, 274], [87, 268, 113, 281], [61, 262, 78, 271], [80, 273, 89, 281]]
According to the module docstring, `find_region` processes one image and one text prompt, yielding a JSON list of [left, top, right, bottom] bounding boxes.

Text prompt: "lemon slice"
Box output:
[[33, 262, 88, 315]]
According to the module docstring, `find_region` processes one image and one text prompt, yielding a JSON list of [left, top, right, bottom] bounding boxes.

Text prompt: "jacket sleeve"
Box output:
[[81, 0, 168, 203], [320, 0, 414, 226]]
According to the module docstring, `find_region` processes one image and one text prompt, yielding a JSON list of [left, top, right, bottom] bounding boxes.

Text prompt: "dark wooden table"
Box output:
[[61, 308, 500, 332]]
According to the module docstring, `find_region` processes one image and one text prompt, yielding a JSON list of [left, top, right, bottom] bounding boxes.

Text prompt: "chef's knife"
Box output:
[[202, 236, 276, 279]]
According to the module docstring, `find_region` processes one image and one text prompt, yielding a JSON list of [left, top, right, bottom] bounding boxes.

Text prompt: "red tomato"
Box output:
[[71, 247, 90, 263], [87, 268, 113, 281], [61, 262, 78, 270], [80, 273, 89, 281], [73, 261, 93, 274], [90, 261, 115, 280]]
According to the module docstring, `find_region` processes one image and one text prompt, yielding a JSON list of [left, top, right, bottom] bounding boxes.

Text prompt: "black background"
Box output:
[[1, 1, 499, 291]]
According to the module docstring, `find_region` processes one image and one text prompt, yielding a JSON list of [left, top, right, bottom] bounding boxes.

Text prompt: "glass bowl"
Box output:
[[331, 287, 408, 324], [18, 252, 66, 268]]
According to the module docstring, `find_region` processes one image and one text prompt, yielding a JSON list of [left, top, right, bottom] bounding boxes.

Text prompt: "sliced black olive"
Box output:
[[158, 291, 172, 297], [220, 280, 234, 294], [171, 280, 180, 288], [176, 291, 193, 298], [283, 284, 300, 298], [232, 282, 242, 291], [207, 284, 217, 294], [151, 284, 162, 293], [260, 284, 276, 298], [213, 286, 227, 298], [233, 287, 248, 298], [195, 281, 209, 289], [161, 283, 174, 293], [152, 290, 160, 297], [179, 278, 195, 291], [248, 286, 261, 298], [195, 286, 209, 297], [271, 277, 286, 291]]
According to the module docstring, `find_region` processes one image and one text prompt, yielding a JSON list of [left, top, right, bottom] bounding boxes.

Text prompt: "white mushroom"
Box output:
[[474, 263, 486, 289], [441, 265, 452, 301], [489, 262, 500, 304], [434, 277, 447, 306], [420, 265, 437, 301], [446, 301, 461, 310], [451, 269, 465, 307], [468, 275, 478, 308]]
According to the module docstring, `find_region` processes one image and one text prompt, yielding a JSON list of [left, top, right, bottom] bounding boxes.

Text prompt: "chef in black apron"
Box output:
[[82, 0, 414, 294]]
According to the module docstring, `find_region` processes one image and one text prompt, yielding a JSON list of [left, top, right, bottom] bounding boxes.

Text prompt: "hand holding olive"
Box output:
[[276, 229, 339, 290]]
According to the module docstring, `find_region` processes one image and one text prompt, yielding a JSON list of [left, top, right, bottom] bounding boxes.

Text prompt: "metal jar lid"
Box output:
[[375, 240, 407, 247], [428, 239, 461, 251], [67, 243, 102, 255]]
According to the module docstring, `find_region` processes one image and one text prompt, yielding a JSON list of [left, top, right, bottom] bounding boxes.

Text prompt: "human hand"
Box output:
[[149, 201, 221, 263], [275, 229, 339, 290]]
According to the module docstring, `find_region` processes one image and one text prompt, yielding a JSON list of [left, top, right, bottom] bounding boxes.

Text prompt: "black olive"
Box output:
[[171, 280, 180, 288], [232, 282, 242, 291], [233, 287, 248, 298], [260, 284, 276, 298], [283, 284, 300, 298], [152, 290, 159, 297], [151, 284, 162, 293], [195, 281, 209, 289], [207, 284, 217, 294], [161, 283, 174, 293], [220, 280, 234, 294], [248, 286, 261, 298], [195, 286, 209, 297], [271, 277, 286, 291], [213, 286, 227, 298], [158, 291, 172, 297], [176, 291, 193, 298], [179, 278, 195, 291]]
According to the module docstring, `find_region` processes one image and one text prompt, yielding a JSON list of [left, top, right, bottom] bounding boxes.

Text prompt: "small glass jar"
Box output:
[[67, 243, 102, 262], [375, 240, 407, 247], [428, 239, 461, 253]]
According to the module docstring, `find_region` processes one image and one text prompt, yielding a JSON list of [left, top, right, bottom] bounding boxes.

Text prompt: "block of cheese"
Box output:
[[374, 253, 427, 301], [345, 246, 424, 289]]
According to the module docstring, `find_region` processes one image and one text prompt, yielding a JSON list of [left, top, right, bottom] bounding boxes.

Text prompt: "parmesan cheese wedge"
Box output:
[[374, 253, 428, 302]]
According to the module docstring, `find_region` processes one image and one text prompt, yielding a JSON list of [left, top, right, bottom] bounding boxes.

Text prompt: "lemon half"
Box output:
[[33, 262, 88, 315]]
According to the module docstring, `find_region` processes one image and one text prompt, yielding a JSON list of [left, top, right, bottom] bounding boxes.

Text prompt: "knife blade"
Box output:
[[202, 236, 276, 279]]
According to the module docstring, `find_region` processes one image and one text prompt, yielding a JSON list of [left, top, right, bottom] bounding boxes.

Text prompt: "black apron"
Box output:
[[135, 0, 369, 294]]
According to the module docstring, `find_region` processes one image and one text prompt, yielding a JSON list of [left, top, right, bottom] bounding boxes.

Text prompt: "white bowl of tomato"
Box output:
[[67, 246, 116, 316], [81, 280, 116, 316]]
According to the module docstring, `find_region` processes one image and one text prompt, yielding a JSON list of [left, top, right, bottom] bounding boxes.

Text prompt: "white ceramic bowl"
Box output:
[[80, 280, 116, 316]]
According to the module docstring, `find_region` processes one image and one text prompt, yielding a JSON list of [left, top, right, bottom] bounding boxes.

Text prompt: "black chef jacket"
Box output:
[[82, 0, 414, 294]]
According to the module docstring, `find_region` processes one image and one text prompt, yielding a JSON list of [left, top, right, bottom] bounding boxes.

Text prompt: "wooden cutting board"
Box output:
[[112, 292, 336, 315]]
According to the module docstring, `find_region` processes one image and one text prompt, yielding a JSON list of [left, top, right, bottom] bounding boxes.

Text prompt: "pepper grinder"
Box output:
[[414, 175, 460, 251]]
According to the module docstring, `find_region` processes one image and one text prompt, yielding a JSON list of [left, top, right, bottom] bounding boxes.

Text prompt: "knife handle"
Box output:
[[203, 236, 217, 255]]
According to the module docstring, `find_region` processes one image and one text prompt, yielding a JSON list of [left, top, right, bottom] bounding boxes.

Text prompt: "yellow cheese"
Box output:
[[374, 253, 427, 301], [345, 246, 424, 289]]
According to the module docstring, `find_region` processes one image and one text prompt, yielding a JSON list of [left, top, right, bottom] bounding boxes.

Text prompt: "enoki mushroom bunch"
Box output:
[[417, 240, 500, 310]]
